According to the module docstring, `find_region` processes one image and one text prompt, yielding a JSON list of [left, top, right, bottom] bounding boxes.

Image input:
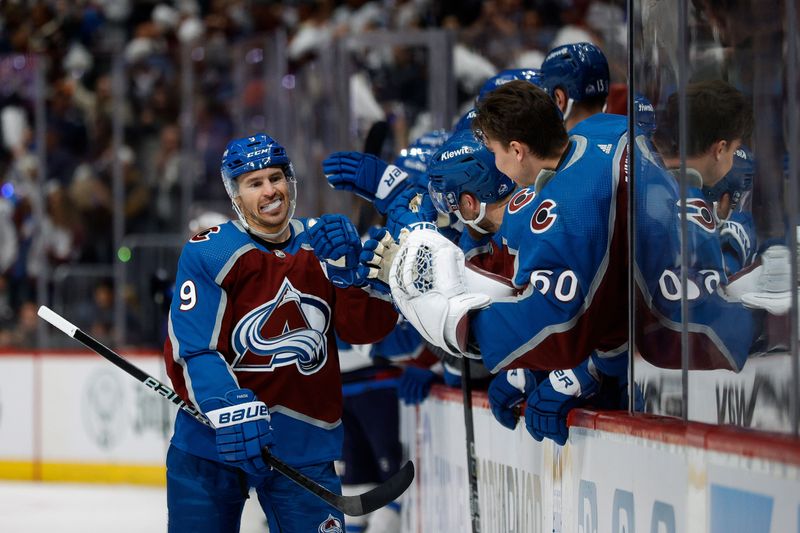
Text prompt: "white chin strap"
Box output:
[[455, 202, 490, 235], [562, 98, 575, 122]]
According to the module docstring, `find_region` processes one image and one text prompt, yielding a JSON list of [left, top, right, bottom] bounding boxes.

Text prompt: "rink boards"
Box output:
[[400, 386, 800, 533], [0, 350, 798, 532], [0, 350, 173, 484]]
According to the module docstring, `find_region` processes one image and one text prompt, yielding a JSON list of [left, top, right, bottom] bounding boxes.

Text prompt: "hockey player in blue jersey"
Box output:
[[639, 80, 759, 370], [163, 133, 398, 533], [385, 83, 631, 421], [424, 125, 636, 445]]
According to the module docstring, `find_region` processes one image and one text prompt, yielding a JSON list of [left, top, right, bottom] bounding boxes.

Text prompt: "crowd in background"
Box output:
[[0, 0, 627, 348]]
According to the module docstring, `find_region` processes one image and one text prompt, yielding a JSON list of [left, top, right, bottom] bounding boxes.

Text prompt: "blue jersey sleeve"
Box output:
[[167, 233, 241, 406], [472, 218, 600, 372], [719, 211, 756, 275]]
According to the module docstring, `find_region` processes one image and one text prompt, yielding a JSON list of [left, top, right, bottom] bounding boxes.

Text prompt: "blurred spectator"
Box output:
[[73, 277, 143, 347], [0, 0, 632, 349], [152, 123, 182, 231], [69, 162, 113, 263], [7, 300, 39, 348]]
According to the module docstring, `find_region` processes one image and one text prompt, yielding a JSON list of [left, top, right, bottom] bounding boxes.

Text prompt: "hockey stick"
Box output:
[[37, 305, 414, 517], [461, 358, 481, 533]]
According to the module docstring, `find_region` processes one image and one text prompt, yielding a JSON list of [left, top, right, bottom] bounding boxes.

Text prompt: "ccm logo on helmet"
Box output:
[[531, 199, 558, 233]]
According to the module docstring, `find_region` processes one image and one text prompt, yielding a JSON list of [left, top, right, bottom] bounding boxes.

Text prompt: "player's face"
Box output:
[[484, 193, 513, 233], [235, 167, 291, 237], [484, 138, 523, 186]]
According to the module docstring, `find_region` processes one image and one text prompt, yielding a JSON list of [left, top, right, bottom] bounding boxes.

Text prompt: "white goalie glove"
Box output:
[[364, 225, 515, 299], [388, 228, 492, 358], [724, 245, 795, 315]]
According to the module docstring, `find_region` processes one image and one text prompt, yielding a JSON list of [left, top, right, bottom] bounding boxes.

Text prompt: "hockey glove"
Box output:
[[488, 369, 537, 430], [739, 245, 793, 314], [398, 366, 436, 405], [389, 228, 490, 358], [323, 151, 410, 214], [357, 226, 398, 295], [524, 359, 599, 445], [201, 388, 274, 476], [307, 214, 365, 288], [719, 215, 754, 275], [385, 188, 438, 239]]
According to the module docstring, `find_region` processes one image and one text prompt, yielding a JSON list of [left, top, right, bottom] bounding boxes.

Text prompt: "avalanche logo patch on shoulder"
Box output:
[[231, 278, 331, 374], [189, 226, 220, 243], [530, 199, 558, 233], [679, 198, 716, 233], [508, 188, 536, 214], [318, 514, 343, 533]]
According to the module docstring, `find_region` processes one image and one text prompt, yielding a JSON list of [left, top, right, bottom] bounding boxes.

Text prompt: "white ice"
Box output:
[[0, 481, 268, 532]]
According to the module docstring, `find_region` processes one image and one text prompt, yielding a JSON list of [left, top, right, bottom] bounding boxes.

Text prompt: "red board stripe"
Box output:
[[429, 385, 800, 466]]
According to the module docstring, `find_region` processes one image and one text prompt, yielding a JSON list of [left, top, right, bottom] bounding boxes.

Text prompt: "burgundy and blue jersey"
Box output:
[[164, 219, 398, 467]]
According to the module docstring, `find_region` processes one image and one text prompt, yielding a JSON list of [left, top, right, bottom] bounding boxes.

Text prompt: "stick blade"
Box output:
[[337, 460, 415, 516]]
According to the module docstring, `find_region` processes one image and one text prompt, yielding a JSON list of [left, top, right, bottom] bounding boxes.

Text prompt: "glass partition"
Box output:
[[631, 0, 800, 435]]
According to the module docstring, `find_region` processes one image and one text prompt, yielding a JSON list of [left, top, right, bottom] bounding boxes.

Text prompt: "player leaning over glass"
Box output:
[[427, 79, 630, 372], [162, 133, 398, 532]]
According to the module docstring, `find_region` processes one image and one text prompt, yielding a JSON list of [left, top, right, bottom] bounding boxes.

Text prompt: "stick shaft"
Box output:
[[37, 305, 413, 516], [461, 359, 481, 533]]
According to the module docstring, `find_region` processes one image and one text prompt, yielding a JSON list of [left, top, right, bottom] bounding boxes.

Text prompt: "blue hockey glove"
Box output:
[[356, 226, 394, 295], [385, 188, 438, 239], [307, 214, 364, 288], [525, 360, 599, 445], [398, 366, 436, 405], [201, 388, 274, 476], [488, 369, 537, 430], [323, 152, 410, 214], [719, 215, 754, 274]]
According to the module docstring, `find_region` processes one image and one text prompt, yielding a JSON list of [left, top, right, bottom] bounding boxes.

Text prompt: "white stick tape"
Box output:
[[37, 305, 78, 337]]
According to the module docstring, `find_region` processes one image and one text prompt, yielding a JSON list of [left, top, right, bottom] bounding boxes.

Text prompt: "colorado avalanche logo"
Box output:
[[189, 226, 220, 243], [530, 199, 558, 233], [231, 278, 331, 375], [679, 198, 716, 233], [318, 515, 343, 533], [508, 188, 536, 214]]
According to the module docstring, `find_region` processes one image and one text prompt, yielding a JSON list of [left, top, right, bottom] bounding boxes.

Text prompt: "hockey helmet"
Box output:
[[477, 68, 544, 102], [220, 133, 297, 234], [540, 43, 609, 103], [427, 129, 516, 234]]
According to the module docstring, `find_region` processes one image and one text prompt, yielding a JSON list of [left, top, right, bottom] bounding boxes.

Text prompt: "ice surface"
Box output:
[[0, 481, 268, 532]]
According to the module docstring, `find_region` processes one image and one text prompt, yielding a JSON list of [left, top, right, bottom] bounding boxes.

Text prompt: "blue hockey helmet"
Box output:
[[540, 43, 609, 103], [477, 68, 544, 102], [703, 145, 754, 210], [427, 129, 516, 234], [220, 133, 297, 234], [221, 133, 295, 196], [393, 129, 451, 184], [453, 107, 478, 132]]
